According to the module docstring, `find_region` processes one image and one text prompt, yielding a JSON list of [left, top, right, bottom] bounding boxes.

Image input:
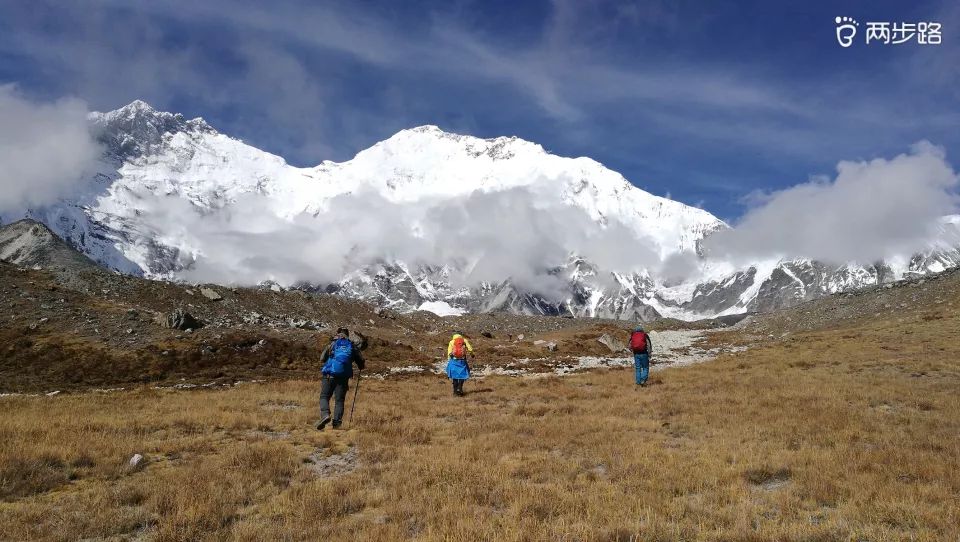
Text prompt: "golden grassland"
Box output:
[[1, 306, 959, 541]]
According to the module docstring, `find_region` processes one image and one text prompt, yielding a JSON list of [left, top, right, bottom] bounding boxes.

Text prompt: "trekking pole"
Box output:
[[349, 369, 361, 426]]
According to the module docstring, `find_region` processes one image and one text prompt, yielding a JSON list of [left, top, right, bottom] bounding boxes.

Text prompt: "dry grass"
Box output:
[[2, 308, 959, 541]]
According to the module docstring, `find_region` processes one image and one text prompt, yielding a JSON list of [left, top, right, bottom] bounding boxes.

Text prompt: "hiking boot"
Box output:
[[316, 415, 331, 431], [332, 421, 342, 429]]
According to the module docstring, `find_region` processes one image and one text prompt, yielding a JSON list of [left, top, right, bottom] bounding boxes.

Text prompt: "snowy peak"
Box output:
[[89, 100, 214, 160], [330, 124, 726, 256], [69, 103, 729, 272], [384, 125, 542, 158]]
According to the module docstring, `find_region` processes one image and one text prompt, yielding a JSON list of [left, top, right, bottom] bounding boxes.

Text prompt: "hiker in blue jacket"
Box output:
[[446, 331, 473, 396], [629, 325, 653, 386], [317, 327, 365, 430]]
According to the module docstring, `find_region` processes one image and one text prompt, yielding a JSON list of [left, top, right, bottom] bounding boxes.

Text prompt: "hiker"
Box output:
[[629, 324, 652, 386], [317, 327, 365, 430], [446, 330, 473, 396]]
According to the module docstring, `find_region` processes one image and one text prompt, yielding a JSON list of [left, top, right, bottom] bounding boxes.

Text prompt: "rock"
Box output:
[[517, 334, 525, 341], [38, 317, 49, 324], [128, 453, 145, 470], [45, 390, 61, 397], [534, 340, 546, 346], [270, 284, 282, 293], [545, 341, 558, 352], [289, 318, 313, 329], [164, 308, 202, 331], [481, 331, 494, 338], [126, 328, 133, 334], [597, 333, 624, 353], [353, 331, 369, 351], [200, 288, 223, 301]]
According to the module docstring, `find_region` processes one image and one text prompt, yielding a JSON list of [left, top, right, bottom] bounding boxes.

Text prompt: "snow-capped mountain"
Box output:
[[10, 101, 960, 320]]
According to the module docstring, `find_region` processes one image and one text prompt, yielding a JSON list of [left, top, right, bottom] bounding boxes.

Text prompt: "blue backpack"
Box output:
[[323, 338, 354, 377]]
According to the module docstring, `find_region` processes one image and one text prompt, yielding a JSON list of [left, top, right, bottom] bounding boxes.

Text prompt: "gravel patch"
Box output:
[[306, 446, 358, 477]]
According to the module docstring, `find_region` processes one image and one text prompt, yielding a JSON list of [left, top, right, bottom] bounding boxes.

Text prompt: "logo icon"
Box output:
[[835, 16, 859, 47]]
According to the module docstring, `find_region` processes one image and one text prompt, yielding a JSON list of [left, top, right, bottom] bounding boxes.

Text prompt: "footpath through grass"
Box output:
[[1, 309, 959, 541]]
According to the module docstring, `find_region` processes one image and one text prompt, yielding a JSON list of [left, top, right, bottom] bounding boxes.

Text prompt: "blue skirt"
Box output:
[[446, 358, 470, 380]]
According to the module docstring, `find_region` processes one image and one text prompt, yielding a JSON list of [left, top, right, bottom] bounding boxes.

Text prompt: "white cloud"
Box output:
[[124, 183, 659, 301], [703, 142, 960, 264], [0, 86, 102, 215]]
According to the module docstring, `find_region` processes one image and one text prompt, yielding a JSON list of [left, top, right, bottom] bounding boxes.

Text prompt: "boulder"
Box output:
[[164, 308, 202, 331], [545, 341, 558, 352], [353, 330, 369, 351], [128, 453, 146, 471], [200, 287, 222, 301], [597, 333, 624, 353], [373, 307, 397, 320]]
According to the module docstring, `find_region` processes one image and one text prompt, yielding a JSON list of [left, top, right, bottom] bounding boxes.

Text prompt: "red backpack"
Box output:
[[629, 331, 648, 353], [452, 336, 467, 359]]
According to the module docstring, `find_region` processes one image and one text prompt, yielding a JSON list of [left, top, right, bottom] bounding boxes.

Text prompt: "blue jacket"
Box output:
[[446, 358, 470, 380]]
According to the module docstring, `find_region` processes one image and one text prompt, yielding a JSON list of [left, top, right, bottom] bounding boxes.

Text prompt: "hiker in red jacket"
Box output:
[[629, 325, 652, 386]]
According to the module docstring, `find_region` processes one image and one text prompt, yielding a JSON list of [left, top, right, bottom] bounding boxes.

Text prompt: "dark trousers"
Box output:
[[320, 375, 350, 423], [452, 379, 465, 394]]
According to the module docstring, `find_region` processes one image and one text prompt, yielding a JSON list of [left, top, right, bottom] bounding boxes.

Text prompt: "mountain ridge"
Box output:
[[9, 100, 960, 320]]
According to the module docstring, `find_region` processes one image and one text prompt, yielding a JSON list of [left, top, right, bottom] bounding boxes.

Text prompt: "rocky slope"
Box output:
[[0, 220, 702, 392]]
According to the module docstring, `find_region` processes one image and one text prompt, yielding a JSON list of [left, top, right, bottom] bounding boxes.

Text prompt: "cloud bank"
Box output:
[[127, 183, 659, 300], [105, 142, 960, 298], [0, 86, 102, 215], [703, 142, 960, 265]]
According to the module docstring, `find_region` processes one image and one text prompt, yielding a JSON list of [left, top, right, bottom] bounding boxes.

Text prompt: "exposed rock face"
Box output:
[[0, 219, 101, 272]]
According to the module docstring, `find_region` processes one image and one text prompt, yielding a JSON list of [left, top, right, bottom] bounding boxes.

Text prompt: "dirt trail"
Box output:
[[377, 329, 747, 379]]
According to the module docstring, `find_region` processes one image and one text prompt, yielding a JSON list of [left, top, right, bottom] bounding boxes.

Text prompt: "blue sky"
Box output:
[[1, 0, 957, 221]]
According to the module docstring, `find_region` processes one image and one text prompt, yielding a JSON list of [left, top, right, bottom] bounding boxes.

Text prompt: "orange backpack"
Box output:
[[452, 336, 467, 359]]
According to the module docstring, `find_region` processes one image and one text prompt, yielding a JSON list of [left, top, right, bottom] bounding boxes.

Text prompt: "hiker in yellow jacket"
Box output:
[[445, 331, 473, 396]]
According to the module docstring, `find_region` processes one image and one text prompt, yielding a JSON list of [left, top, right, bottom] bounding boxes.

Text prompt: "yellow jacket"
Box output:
[[447, 334, 474, 358]]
